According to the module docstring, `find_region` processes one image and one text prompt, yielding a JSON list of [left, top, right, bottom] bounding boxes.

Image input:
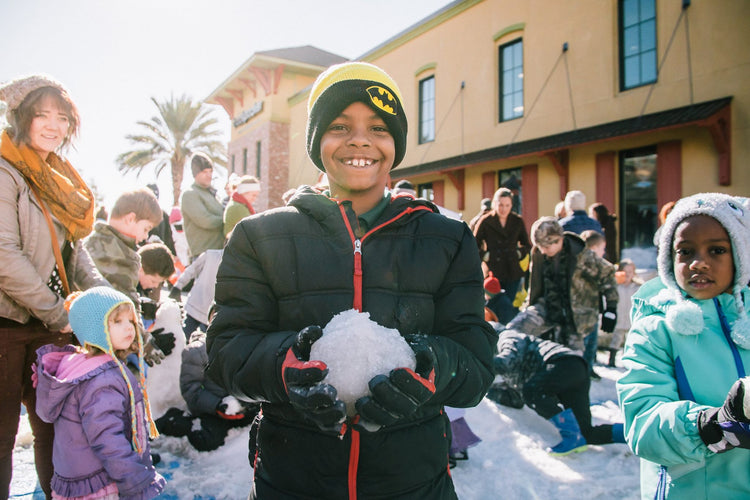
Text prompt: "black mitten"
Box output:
[[281, 326, 346, 431], [601, 308, 617, 333], [168, 287, 182, 302], [698, 377, 750, 453], [356, 337, 437, 428], [150, 328, 176, 356]]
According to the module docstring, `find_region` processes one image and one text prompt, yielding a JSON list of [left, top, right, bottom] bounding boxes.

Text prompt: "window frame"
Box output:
[[618, 0, 658, 91], [418, 75, 436, 144], [498, 38, 524, 123]]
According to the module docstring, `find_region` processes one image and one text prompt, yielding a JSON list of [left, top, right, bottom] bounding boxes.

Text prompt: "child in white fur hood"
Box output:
[[617, 192, 750, 500]]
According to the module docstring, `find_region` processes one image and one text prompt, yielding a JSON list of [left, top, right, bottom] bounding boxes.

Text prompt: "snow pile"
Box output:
[[310, 309, 416, 416], [145, 299, 187, 418]]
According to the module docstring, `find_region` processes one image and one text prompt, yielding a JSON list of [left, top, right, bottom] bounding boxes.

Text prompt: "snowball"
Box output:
[[220, 395, 243, 415], [310, 309, 416, 416]]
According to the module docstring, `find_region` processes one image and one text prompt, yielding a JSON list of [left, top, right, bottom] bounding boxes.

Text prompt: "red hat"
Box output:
[[484, 272, 502, 296]]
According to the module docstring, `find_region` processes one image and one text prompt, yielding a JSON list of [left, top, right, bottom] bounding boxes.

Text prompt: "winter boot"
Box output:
[[611, 423, 626, 443], [607, 348, 618, 368], [547, 408, 588, 456]]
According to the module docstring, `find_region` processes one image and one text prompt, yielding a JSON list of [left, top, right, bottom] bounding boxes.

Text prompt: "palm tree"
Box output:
[[117, 94, 227, 205]]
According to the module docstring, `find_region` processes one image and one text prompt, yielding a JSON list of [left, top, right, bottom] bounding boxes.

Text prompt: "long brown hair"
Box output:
[[9, 86, 80, 150]]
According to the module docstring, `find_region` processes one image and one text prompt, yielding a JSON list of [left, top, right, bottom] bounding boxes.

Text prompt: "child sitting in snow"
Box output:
[[487, 306, 625, 455], [617, 193, 750, 499], [34, 286, 165, 499], [155, 327, 256, 452]]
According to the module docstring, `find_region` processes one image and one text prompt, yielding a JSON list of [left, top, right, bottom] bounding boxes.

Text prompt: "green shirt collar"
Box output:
[[324, 189, 391, 234]]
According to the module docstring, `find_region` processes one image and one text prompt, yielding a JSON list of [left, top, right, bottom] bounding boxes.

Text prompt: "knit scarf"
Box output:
[[0, 130, 94, 241], [231, 190, 255, 215]]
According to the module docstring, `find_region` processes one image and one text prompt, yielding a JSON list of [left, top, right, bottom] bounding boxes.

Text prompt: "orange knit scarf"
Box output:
[[0, 130, 94, 241]]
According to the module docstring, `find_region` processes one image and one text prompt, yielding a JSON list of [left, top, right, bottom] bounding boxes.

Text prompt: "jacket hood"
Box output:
[[631, 277, 750, 348], [35, 344, 117, 422]]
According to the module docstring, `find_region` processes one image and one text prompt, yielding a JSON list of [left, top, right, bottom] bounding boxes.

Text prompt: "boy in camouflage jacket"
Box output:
[[525, 216, 618, 352]]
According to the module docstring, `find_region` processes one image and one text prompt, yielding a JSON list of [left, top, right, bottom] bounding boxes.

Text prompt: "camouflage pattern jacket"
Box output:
[[527, 232, 618, 351], [84, 221, 140, 305]]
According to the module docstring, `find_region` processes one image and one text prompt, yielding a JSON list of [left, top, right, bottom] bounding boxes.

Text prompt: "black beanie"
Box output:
[[191, 152, 213, 177], [306, 62, 407, 172]]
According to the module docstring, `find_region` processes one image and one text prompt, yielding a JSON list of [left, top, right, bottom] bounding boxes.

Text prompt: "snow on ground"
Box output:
[[11, 352, 639, 499]]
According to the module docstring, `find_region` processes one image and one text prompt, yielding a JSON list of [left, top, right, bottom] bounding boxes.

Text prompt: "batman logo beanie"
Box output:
[[306, 62, 407, 172]]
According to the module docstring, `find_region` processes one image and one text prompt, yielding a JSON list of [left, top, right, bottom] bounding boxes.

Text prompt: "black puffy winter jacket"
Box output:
[[206, 187, 496, 499]]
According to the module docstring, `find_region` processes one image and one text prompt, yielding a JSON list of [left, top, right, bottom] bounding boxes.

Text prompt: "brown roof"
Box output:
[[255, 45, 347, 67], [394, 96, 732, 177]]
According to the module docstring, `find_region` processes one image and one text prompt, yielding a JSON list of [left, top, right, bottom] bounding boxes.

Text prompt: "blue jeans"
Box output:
[[583, 325, 598, 374]]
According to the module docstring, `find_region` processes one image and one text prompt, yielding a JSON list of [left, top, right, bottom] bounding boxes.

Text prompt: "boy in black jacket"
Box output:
[[206, 62, 496, 499]]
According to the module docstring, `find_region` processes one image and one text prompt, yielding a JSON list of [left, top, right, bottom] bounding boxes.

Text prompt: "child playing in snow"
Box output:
[[206, 62, 496, 499], [155, 328, 256, 452], [34, 286, 165, 499], [617, 193, 750, 499], [599, 258, 642, 367], [487, 309, 625, 455]]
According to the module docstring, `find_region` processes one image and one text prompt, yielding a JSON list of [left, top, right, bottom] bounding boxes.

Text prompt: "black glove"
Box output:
[[355, 337, 437, 428], [140, 297, 158, 321], [281, 326, 346, 432], [698, 377, 750, 453], [149, 328, 175, 356], [601, 309, 617, 333], [168, 287, 182, 302]]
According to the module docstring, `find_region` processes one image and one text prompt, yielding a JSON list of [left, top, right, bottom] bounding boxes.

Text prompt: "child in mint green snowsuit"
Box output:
[[617, 193, 750, 499]]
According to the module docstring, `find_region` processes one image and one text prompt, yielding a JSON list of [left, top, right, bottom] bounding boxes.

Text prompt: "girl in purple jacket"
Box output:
[[35, 287, 165, 500]]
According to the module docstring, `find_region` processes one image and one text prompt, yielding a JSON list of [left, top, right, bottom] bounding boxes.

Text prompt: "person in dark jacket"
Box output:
[[473, 187, 531, 323], [206, 62, 497, 500], [486, 318, 625, 456], [588, 202, 617, 263], [559, 190, 602, 235]]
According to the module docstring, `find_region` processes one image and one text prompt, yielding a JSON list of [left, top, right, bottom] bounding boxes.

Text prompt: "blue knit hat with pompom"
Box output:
[[656, 192, 750, 348]]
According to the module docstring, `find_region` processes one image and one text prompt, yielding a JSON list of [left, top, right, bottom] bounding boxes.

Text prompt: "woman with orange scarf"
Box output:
[[0, 75, 108, 499]]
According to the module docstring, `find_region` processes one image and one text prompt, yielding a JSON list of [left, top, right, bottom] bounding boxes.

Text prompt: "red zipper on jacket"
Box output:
[[336, 202, 433, 499]]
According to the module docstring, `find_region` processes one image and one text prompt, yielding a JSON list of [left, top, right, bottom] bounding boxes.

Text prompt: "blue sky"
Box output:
[[1, 0, 446, 207]]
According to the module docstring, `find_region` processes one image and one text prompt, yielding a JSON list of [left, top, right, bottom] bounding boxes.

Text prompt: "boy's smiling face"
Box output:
[[673, 215, 734, 300], [320, 101, 394, 208]]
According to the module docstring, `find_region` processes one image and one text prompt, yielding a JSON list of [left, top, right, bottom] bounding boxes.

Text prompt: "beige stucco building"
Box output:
[[207, 0, 749, 268]]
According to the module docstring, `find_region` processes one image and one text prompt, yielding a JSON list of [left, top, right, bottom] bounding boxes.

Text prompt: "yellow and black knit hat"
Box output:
[[306, 62, 407, 172]]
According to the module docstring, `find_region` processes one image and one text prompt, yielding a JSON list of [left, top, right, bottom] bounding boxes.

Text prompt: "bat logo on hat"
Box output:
[[366, 86, 397, 116]]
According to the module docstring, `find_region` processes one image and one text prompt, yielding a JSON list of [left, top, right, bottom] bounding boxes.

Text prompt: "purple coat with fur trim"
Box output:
[[34, 344, 165, 500]]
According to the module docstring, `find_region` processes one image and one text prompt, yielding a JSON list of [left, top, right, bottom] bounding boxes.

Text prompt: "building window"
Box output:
[[619, 0, 657, 90], [619, 146, 658, 269], [499, 39, 523, 122], [231, 154, 235, 174], [419, 76, 435, 144], [498, 168, 522, 216], [255, 141, 261, 179], [242, 148, 248, 175], [417, 182, 433, 202]]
